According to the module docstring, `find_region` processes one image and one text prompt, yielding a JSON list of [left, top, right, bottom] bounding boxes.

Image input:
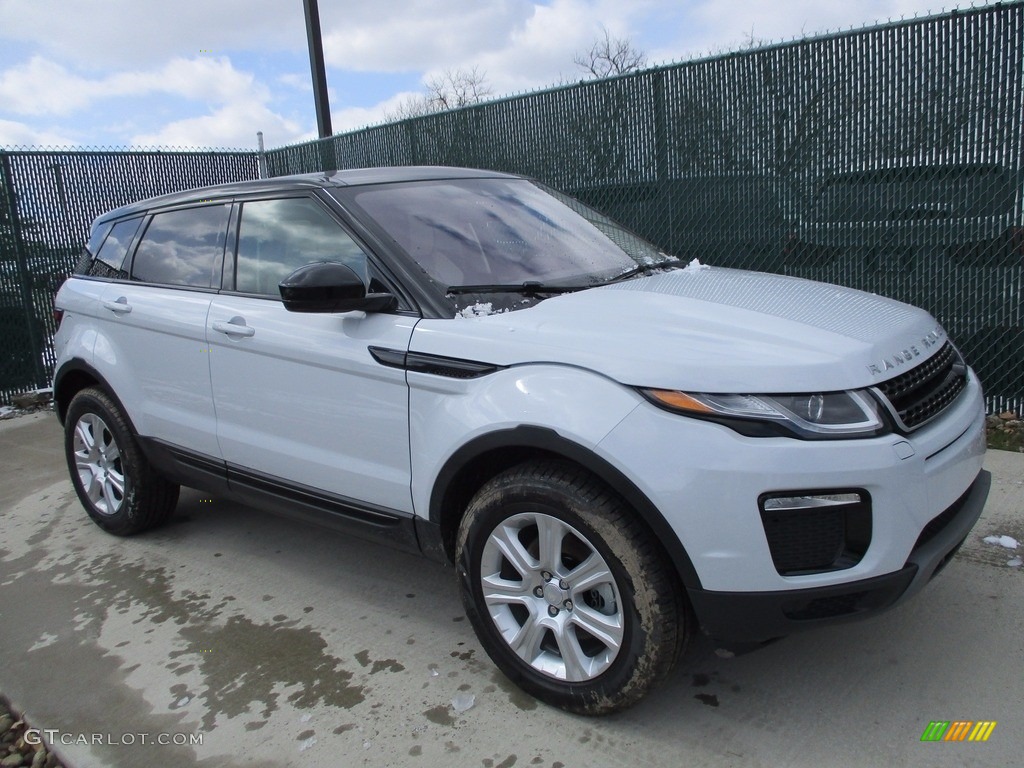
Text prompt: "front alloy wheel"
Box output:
[[457, 460, 687, 714], [480, 511, 624, 682]]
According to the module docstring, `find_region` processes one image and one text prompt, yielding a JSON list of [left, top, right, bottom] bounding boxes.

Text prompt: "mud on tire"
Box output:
[[456, 460, 689, 715]]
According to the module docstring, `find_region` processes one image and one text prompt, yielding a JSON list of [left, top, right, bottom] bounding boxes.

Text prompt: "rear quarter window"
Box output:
[[130, 205, 231, 288], [81, 217, 143, 279]]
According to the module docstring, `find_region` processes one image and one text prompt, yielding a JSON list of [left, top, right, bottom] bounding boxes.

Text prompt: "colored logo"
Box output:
[[921, 721, 997, 742]]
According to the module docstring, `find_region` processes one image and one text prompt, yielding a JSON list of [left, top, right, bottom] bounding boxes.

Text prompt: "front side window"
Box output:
[[130, 205, 230, 288], [233, 197, 370, 296]]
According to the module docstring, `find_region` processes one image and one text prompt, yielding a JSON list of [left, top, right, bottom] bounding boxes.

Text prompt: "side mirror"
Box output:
[[279, 262, 397, 313]]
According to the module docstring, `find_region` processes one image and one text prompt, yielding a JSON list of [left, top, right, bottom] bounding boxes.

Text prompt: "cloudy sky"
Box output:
[[0, 0, 1000, 151]]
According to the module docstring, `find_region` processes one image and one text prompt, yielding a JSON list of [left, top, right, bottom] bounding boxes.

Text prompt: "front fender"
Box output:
[[409, 364, 705, 590]]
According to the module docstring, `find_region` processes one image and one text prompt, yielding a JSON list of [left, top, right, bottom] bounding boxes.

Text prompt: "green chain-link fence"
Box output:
[[0, 150, 259, 402], [1, 3, 1021, 412], [266, 3, 1024, 414]]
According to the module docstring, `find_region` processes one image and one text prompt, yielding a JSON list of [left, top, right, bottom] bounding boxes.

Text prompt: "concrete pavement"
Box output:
[[1, 411, 1021, 767]]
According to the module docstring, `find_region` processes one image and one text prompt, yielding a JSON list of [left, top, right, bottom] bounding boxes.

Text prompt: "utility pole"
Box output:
[[302, 0, 336, 170]]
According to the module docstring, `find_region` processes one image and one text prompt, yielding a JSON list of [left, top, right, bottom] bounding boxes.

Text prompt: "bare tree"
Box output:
[[385, 67, 493, 121], [574, 26, 647, 79]]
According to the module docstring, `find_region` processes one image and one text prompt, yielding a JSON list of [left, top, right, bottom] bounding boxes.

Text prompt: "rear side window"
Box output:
[[84, 217, 142, 279], [75, 220, 113, 275], [130, 205, 230, 288], [233, 197, 369, 295]]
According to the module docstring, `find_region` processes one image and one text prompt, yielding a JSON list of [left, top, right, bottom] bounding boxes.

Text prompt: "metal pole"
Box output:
[[302, 0, 337, 172], [257, 131, 268, 179]]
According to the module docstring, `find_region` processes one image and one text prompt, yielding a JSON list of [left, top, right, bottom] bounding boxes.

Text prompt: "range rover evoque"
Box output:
[[52, 167, 990, 714]]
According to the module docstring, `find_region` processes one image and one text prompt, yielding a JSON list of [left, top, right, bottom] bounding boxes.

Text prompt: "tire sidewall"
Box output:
[[65, 389, 142, 534], [457, 476, 655, 713]]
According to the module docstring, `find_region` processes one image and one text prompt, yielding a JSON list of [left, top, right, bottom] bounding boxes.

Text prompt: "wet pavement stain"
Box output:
[[490, 670, 538, 711], [695, 693, 720, 707], [12, 538, 366, 735], [177, 613, 366, 730], [354, 649, 406, 674], [424, 704, 456, 726], [77, 553, 231, 629]]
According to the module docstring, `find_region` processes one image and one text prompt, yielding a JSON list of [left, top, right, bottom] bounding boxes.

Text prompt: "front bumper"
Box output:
[[595, 369, 988, 641], [686, 469, 990, 643]]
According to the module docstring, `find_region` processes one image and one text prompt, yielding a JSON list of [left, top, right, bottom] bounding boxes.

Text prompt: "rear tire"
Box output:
[[456, 460, 688, 714], [64, 387, 179, 535]]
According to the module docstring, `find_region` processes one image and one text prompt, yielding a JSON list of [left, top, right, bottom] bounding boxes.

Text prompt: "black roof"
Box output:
[[96, 166, 520, 224]]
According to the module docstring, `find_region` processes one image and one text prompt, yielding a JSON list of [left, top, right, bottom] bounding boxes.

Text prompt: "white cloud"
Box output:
[[0, 118, 76, 148], [130, 101, 306, 150], [0, 0, 302, 67], [0, 54, 310, 148], [320, 0, 534, 72], [331, 91, 426, 133], [0, 56, 266, 117]]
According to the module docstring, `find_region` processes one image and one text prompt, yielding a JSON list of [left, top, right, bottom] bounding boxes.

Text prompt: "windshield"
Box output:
[[344, 178, 669, 291]]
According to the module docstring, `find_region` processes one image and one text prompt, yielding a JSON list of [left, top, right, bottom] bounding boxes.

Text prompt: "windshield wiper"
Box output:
[[599, 258, 687, 285], [446, 281, 588, 296], [447, 259, 687, 296]]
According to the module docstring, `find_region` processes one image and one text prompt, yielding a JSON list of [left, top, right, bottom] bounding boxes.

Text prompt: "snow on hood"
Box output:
[[411, 268, 944, 393]]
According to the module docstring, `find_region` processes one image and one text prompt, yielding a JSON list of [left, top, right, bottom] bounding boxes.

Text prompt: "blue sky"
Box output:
[[0, 0, 1000, 151]]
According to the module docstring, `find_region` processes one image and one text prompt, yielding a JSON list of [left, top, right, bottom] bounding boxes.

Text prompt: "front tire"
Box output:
[[64, 387, 179, 535], [456, 460, 687, 714]]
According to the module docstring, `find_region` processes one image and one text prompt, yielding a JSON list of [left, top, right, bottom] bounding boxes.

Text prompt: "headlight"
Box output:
[[639, 388, 887, 439]]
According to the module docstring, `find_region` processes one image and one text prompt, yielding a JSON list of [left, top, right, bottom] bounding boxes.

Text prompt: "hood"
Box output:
[[410, 268, 945, 393]]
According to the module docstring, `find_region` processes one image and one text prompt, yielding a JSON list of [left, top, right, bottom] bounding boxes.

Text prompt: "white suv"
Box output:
[[52, 167, 990, 714]]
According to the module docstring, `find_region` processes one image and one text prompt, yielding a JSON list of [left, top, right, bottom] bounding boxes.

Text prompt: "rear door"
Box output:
[[95, 204, 229, 458], [207, 195, 416, 515]]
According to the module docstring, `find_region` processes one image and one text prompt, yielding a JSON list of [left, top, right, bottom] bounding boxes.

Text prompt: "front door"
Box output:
[[208, 196, 415, 514]]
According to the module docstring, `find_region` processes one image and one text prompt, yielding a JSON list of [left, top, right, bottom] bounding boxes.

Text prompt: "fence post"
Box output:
[[257, 131, 268, 179], [1, 152, 47, 390]]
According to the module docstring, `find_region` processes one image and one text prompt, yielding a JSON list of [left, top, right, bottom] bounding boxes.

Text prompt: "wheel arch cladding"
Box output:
[[54, 360, 102, 424], [429, 425, 704, 591]]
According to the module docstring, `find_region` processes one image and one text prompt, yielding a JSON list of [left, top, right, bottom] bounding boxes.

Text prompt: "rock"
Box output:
[[997, 410, 1017, 420], [0, 752, 25, 767], [985, 415, 1002, 428], [43, 754, 59, 768], [0, 719, 10, 737], [30, 750, 45, 768]]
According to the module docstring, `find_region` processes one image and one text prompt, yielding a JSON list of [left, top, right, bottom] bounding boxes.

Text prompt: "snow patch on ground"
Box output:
[[452, 692, 475, 713], [683, 258, 711, 272], [983, 534, 1019, 549]]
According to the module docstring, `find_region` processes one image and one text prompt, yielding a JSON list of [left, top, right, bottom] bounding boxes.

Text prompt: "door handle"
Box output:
[[103, 297, 132, 314], [212, 319, 255, 338]]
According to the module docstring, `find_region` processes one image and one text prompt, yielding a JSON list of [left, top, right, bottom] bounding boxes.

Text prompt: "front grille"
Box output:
[[874, 342, 967, 430]]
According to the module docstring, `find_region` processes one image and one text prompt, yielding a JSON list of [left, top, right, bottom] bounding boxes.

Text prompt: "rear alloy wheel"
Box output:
[[65, 387, 179, 535], [456, 460, 687, 714]]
